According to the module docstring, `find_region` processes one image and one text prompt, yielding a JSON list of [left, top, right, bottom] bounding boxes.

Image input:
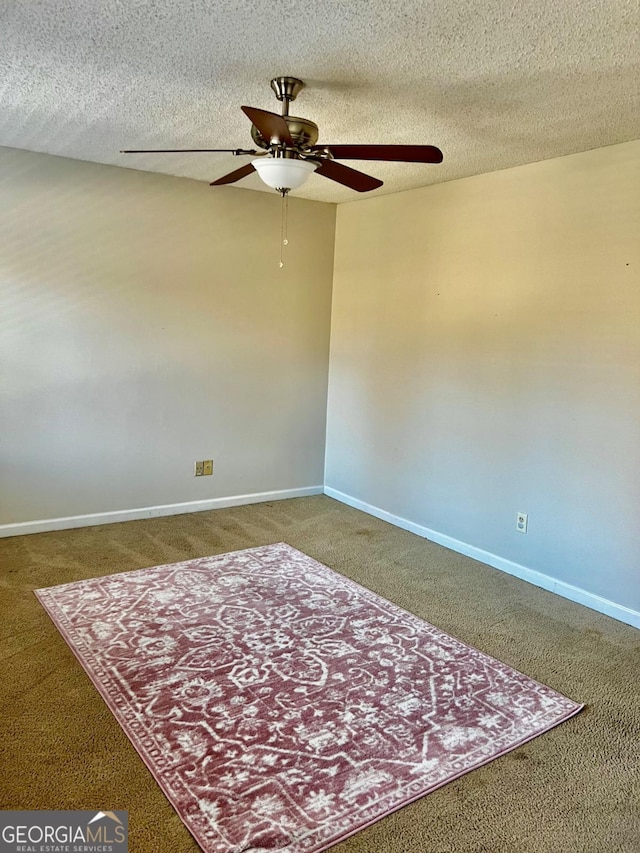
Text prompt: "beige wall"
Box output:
[[2, 140, 638, 618], [326, 140, 640, 613], [0, 148, 335, 523]]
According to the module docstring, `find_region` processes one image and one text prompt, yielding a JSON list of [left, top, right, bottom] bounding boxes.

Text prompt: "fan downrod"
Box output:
[[250, 80, 318, 150], [270, 77, 304, 116]]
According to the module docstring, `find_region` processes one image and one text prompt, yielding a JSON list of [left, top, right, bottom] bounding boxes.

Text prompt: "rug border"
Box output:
[[34, 542, 584, 853], [34, 585, 208, 846]]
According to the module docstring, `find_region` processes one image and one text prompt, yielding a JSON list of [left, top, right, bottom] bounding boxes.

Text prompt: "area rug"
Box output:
[[35, 542, 583, 853]]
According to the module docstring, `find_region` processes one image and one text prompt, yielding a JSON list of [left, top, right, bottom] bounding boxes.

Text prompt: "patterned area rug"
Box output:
[[35, 543, 583, 853]]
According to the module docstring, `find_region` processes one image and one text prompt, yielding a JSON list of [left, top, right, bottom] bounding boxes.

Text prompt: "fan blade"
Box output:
[[241, 106, 293, 146], [314, 159, 382, 192], [210, 162, 256, 186], [121, 148, 258, 154], [311, 144, 443, 164]]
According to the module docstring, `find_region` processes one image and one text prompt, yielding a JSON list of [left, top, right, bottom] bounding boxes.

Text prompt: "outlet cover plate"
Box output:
[[516, 512, 528, 533]]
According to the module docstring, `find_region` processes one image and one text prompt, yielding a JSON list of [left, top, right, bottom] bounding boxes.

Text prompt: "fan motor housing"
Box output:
[[251, 115, 319, 150]]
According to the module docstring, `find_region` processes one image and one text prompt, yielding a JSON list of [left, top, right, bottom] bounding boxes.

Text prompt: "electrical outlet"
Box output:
[[194, 460, 204, 477], [203, 459, 213, 476], [516, 512, 528, 534]]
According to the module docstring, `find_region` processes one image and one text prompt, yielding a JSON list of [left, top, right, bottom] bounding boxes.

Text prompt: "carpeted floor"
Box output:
[[1, 495, 638, 852]]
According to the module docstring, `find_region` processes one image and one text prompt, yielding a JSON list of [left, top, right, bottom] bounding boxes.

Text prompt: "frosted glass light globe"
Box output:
[[253, 158, 316, 190]]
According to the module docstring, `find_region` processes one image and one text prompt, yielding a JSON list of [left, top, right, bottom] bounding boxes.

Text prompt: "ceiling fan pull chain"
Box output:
[[278, 189, 289, 268]]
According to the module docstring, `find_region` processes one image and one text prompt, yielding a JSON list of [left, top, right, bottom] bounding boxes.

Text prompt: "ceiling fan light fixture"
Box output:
[[252, 157, 316, 191], [122, 78, 443, 197]]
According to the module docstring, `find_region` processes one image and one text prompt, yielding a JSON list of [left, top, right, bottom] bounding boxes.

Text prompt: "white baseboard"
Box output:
[[0, 486, 324, 539], [324, 486, 640, 630]]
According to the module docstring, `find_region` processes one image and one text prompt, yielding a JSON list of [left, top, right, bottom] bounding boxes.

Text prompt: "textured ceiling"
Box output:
[[0, 0, 638, 203]]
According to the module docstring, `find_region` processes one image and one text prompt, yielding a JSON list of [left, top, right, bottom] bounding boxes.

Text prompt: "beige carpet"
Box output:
[[1, 495, 638, 852]]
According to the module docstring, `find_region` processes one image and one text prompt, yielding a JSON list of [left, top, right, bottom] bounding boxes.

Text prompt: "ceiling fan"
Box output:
[[121, 76, 443, 195]]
